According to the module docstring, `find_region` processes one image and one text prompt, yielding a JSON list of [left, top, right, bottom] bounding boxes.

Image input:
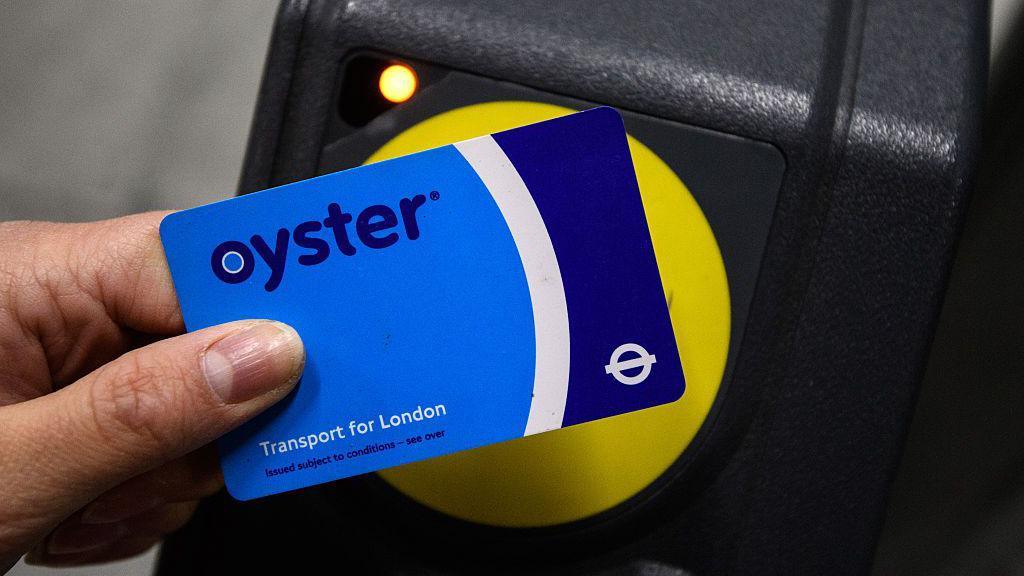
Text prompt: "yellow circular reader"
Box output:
[[367, 101, 730, 527]]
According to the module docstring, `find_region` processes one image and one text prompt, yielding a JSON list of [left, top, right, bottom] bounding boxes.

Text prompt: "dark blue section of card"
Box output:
[[493, 107, 685, 427]]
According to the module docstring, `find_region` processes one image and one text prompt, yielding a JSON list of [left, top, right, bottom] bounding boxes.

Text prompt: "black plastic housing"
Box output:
[[159, 1, 987, 574]]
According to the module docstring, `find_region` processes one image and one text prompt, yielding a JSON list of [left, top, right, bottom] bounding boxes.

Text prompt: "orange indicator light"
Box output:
[[378, 64, 417, 103]]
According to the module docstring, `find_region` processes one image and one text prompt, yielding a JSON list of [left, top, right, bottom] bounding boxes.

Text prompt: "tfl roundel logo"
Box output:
[[604, 343, 658, 386]]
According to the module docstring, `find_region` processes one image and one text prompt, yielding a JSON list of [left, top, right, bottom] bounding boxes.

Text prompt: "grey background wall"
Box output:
[[0, 2, 277, 223]]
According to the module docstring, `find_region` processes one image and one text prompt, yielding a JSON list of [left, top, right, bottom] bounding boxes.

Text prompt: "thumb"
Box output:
[[0, 320, 303, 549]]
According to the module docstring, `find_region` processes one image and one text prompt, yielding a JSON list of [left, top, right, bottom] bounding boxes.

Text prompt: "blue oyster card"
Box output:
[[160, 107, 685, 500]]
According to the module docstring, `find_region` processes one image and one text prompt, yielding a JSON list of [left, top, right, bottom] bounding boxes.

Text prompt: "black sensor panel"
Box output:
[[159, 1, 987, 575]]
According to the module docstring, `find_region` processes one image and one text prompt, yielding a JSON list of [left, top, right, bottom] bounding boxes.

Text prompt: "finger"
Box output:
[[46, 501, 198, 557], [125, 500, 198, 536], [0, 212, 181, 392], [2, 211, 181, 337], [25, 536, 160, 567], [0, 319, 303, 553], [80, 446, 223, 524], [87, 211, 182, 334], [65, 210, 183, 335]]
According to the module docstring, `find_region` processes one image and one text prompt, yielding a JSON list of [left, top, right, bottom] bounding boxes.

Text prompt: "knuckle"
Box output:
[[165, 449, 224, 498], [88, 351, 192, 453], [136, 502, 197, 537], [162, 503, 198, 534], [187, 468, 225, 498]]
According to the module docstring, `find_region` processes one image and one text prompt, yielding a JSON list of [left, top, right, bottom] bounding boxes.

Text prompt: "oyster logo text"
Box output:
[[211, 193, 436, 291]]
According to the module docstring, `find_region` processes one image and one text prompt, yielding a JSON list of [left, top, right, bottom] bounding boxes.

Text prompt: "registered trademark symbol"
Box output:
[[430, 191, 440, 201]]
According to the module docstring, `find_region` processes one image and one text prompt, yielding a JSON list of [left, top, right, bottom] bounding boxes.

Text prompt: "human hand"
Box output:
[[0, 212, 304, 569]]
